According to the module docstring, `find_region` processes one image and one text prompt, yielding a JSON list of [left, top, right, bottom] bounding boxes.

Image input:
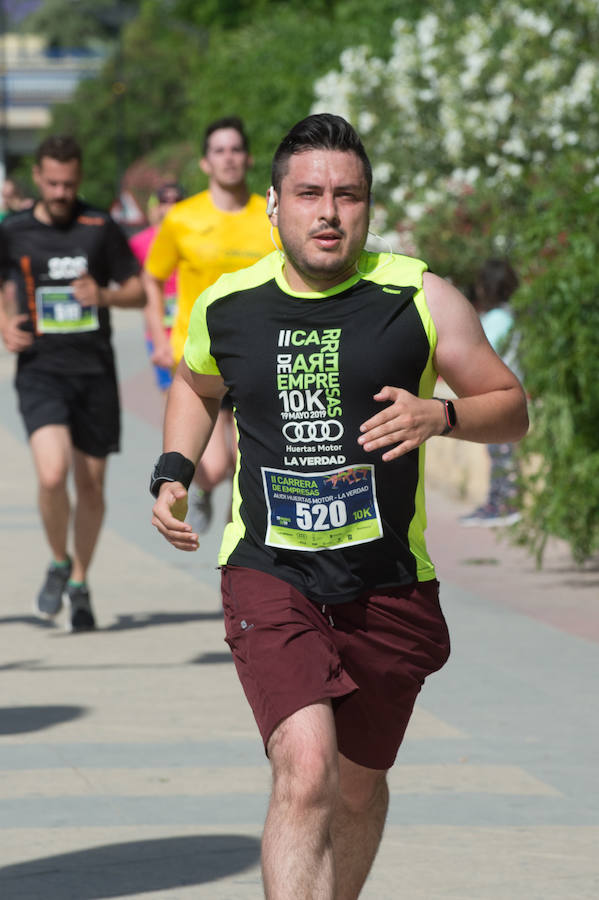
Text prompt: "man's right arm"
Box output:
[[142, 269, 174, 369], [143, 211, 179, 370], [151, 360, 226, 550], [0, 281, 33, 353]]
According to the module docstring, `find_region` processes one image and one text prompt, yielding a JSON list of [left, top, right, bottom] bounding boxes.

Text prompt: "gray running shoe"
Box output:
[[67, 583, 96, 632], [36, 558, 72, 618], [187, 486, 213, 535], [460, 504, 521, 527]]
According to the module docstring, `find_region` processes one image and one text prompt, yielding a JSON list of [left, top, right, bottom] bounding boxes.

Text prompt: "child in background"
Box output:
[[461, 259, 522, 527]]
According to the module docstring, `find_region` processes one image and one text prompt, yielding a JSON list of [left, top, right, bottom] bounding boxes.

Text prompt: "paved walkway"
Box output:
[[1, 311, 598, 899]]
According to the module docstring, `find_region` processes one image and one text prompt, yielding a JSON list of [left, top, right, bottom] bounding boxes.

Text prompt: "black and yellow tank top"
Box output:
[[185, 250, 438, 605]]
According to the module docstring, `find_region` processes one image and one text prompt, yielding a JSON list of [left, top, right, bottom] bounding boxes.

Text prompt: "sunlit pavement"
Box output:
[[1, 310, 597, 899]]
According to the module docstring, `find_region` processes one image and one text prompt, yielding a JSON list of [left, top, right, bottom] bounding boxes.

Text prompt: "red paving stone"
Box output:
[[121, 366, 164, 430], [426, 485, 599, 644]]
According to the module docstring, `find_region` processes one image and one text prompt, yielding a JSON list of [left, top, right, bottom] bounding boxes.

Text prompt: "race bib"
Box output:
[[262, 463, 383, 552], [35, 286, 99, 334]]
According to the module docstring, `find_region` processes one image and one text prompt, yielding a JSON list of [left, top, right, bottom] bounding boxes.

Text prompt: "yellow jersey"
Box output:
[[145, 190, 274, 363]]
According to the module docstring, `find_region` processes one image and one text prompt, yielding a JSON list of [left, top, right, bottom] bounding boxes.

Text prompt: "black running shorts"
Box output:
[[15, 366, 120, 458]]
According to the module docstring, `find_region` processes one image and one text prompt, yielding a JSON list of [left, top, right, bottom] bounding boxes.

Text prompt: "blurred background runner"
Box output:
[[129, 182, 185, 393], [143, 116, 275, 534], [0, 135, 144, 632]]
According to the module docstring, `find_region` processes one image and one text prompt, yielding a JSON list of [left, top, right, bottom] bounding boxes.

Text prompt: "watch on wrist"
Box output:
[[149, 452, 195, 498], [433, 397, 457, 435]]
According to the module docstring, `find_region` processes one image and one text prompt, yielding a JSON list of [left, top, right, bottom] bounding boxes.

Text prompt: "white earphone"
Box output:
[[266, 185, 277, 216]]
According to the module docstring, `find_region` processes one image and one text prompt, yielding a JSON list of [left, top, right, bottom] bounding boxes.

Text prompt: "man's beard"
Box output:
[[45, 199, 75, 225]]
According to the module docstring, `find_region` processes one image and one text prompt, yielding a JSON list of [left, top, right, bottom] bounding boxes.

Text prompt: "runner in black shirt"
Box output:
[[0, 135, 144, 631]]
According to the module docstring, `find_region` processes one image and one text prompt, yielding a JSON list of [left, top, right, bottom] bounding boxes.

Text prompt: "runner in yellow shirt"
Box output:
[[144, 116, 275, 532]]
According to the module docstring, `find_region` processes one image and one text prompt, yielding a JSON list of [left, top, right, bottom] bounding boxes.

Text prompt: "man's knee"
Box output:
[[338, 756, 388, 816], [75, 476, 105, 508], [273, 745, 338, 813], [269, 706, 339, 812], [73, 454, 106, 504], [30, 425, 71, 491], [37, 466, 68, 493]]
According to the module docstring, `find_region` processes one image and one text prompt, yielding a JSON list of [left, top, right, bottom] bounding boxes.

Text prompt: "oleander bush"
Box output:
[[507, 159, 599, 564]]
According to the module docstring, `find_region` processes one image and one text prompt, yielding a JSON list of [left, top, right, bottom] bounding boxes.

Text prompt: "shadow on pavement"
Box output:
[[0, 705, 86, 735], [191, 652, 233, 665], [0, 615, 56, 629], [0, 834, 261, 898], [103, 610, 223, 632]]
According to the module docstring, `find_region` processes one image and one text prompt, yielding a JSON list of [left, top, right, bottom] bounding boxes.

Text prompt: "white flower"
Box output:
[[373, 162, 393, 184], [358, 111, 377, 134], [503, 161, 524, 178], [310, 2, 597, 233], [524, 58, 562, 84], [487, 94, 513, 125], [550, 29, 574, 51], [442, 127, 464, 160], [390, 17, 411, 41], [457, 20, 484, 58], [405, 201, 426, 222], [464, 166, 481, 185], [369, 204, 388, 233], [488, 72, 509, 95], [513, 9, 553, 36], [339, 46, 370, 76], [416, 13, 439, 48], [390, 185, 408, 204], [566, 61, 599, 107], [459, 49, 489, 90], [421, 63, 438, 83], [503, 134, 527, 158]]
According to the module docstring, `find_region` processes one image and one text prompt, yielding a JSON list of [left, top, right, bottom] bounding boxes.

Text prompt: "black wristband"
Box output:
[[150, 452, 195, 498], [433, 397, 457, 435]]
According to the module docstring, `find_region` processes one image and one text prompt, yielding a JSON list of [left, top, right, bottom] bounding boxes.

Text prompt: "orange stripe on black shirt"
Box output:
[[77, 215, 105, 226], [19, 256, 38, 335]]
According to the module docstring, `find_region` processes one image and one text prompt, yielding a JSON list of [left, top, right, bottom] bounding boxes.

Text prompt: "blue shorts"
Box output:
[[145, 338, 173, 391]]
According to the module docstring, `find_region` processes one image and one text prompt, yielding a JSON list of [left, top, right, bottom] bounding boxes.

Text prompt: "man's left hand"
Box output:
[[358, 386, 446, 461]]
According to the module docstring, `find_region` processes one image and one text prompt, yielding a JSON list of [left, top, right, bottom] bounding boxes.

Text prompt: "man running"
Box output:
[[0, 135, 144, 632], [150, 114, 528, 898], [129, 182, 185, 393], [143, 116, 274, 533]]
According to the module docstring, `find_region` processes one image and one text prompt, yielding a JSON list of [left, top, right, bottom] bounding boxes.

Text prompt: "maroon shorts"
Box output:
[[221, 566, 450, 770]]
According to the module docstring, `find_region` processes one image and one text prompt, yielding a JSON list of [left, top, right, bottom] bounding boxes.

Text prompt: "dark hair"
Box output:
[[35, 135, 82, 166], [156, 182, 185, 203], [475, 258, 519, 307], [271, 113, 372, 195], [202, 116, 249, 155]]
